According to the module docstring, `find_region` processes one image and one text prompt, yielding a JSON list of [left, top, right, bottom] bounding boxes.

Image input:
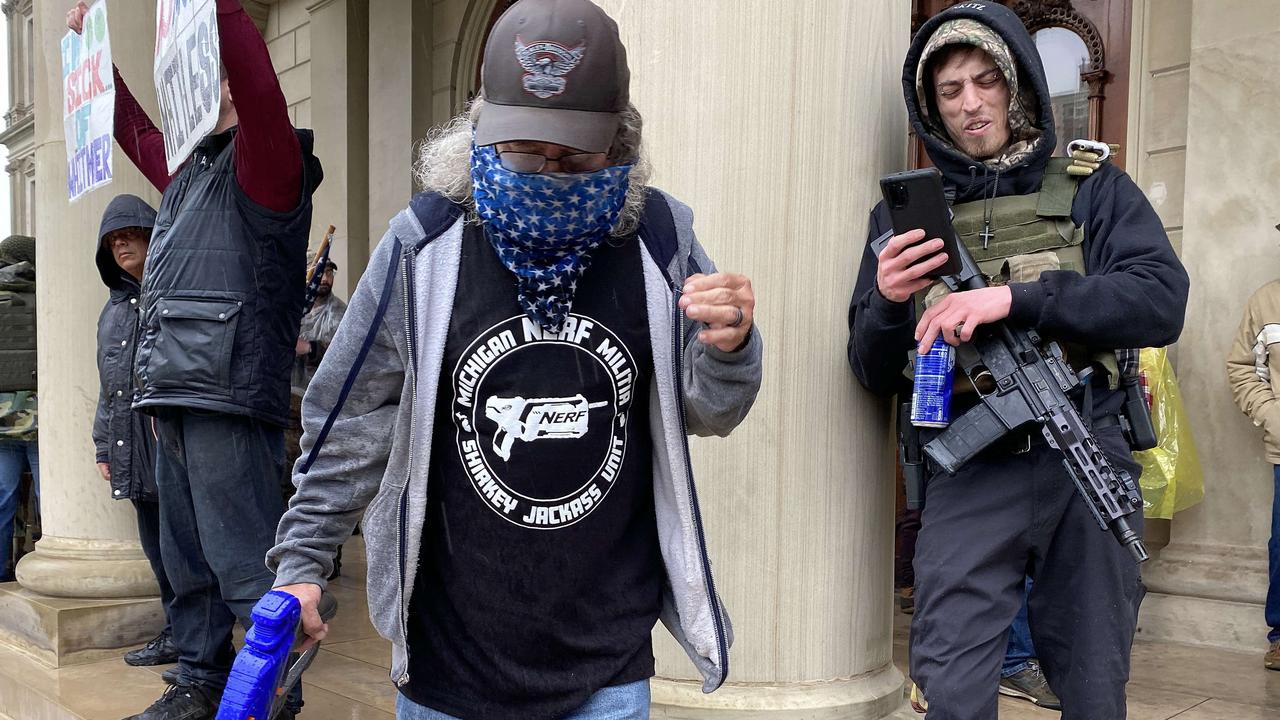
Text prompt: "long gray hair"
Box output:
[[412, 98, 653, 237]]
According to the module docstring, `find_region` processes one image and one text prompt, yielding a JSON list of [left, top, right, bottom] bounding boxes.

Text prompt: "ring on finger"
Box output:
[[729, 306, 744, 328], [953, 321, 965, 339]]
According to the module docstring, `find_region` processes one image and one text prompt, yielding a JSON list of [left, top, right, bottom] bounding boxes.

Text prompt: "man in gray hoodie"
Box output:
[[268, 1, 762, 718]]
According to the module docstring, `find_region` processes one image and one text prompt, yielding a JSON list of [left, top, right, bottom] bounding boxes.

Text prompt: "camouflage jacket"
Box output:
[[0, 391, 37, 442]]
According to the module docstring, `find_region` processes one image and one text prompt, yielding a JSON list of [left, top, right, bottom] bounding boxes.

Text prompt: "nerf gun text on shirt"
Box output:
[[484, 394, 608, 460]]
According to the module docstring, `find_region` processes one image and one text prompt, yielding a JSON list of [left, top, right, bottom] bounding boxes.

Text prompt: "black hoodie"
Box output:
[[93, 194, 159, 502], [847, 1, 1190, 399]]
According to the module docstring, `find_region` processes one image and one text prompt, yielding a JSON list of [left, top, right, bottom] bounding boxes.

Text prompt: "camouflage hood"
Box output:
[[915, 18, 1044, 171], [903, 1, 1057, 202]]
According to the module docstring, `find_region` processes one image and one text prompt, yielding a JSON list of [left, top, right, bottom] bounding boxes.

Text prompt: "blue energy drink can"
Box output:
[[911, 337, 955, 428]]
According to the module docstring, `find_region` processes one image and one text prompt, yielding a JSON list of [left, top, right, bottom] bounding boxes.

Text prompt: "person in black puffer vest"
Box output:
[[68, 2, 322, 718]]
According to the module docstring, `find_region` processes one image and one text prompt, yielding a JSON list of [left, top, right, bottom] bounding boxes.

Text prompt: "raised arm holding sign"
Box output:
[[61, 0, 114, 201], [67, 0, 302, 210]]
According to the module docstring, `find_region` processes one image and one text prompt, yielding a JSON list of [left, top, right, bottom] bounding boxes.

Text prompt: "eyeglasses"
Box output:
[[498, 150, 607, 174]]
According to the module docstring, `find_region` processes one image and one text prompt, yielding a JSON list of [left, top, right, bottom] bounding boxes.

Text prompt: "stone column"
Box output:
[[306, 0, 369, 296], [1138, 0, 1280, 654], [366, 0, 434, 251], [0, 0, 164, 667], [594, 2, 911, 717]]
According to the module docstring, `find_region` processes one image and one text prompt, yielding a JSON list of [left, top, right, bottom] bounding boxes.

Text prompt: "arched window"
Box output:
[[1034, 27, 1091, 155], [452, 0, 520, 112]]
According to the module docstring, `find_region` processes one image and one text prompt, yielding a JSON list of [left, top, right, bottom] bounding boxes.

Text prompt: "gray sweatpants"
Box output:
[[909, 422, 1144, 720]]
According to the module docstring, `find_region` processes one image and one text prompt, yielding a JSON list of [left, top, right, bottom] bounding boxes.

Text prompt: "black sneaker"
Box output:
[[125, 630, 180, 667], [122, 683, 217, 720], [998, 660, 1062, 710]]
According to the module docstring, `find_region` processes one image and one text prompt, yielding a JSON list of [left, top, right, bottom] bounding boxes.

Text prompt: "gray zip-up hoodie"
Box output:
[[268, 189, 763, 693]]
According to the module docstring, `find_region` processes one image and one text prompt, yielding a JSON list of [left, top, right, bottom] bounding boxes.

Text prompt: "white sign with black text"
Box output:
[[153, 0, 221, 174]]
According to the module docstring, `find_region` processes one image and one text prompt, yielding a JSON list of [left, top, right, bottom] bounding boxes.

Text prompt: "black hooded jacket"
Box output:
[[93, 194, 158, 502], [847, 1, 1190, 399]]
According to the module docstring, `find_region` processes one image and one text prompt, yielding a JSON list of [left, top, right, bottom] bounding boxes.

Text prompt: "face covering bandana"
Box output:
[[471, 142, 632, 333]]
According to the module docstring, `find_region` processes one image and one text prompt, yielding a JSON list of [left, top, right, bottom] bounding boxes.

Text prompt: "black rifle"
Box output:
[[922, 235, 1149, 563]]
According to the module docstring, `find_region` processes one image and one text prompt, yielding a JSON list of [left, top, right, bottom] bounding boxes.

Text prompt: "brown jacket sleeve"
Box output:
[[1226, 282, 1280, 460]]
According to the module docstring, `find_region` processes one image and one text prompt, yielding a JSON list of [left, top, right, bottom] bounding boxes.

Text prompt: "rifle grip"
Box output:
[[903, 463, 927, 510]]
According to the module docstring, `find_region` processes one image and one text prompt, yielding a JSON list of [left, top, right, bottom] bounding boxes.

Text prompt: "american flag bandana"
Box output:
[[471, 143, 632, 333]]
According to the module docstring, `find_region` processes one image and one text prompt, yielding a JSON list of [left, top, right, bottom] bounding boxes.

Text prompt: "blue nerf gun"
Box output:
[[215, 589, 338, 720]]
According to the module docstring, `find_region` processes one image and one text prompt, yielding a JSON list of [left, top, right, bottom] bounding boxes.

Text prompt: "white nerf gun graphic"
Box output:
[[484, 394, 609, 461]]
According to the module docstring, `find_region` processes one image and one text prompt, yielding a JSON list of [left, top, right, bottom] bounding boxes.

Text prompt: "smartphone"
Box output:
[[878, 168, 963, 277]]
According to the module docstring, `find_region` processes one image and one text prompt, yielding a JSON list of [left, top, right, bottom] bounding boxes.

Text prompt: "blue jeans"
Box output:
[[1003, 576, 1037, 677], [1268, 466, 1280, 643], [153, 409, 299, 708], [395, 680, 651, 720], [0, 440, 39, 582]]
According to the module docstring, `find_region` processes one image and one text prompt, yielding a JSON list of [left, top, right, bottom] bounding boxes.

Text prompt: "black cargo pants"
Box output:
[[909, 422, 1144, 720]]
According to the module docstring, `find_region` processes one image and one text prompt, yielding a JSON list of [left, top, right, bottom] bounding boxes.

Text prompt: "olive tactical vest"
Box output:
[[0, 258, 36, 392], [0, 291, 36, 392], [912, 157, 1121, 388]]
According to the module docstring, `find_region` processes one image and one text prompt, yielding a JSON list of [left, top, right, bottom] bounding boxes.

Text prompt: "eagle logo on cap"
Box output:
[[514, 36, 586, 99]]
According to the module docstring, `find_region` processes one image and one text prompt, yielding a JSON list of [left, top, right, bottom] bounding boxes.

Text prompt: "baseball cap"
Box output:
[[474, 0, 629, 154]]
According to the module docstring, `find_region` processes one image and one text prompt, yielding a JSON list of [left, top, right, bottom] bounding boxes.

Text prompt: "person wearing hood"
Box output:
[[848, 3, 1189, 719], [67, 2, 321, 718], [92, 194, 179, 671], [267, 1, 761, 718]]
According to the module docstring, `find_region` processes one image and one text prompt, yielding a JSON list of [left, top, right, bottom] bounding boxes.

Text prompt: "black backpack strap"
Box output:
[[637, 189, 679, 282]]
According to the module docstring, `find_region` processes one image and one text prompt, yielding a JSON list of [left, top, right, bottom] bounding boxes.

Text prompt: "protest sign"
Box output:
[[154, 0, 221, 174], [61, 0, 114, 202]]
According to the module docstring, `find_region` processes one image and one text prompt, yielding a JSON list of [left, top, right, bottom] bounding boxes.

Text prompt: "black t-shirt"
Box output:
[[402, 226, 662, 720]]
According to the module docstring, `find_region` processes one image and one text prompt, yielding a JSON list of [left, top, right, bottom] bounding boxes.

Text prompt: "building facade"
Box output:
[[0, 0, 35, 237], [0, 1, 1277, 718]]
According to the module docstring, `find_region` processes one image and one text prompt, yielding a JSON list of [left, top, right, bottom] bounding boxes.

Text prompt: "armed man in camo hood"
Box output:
[[848, 3, 1189, 718]]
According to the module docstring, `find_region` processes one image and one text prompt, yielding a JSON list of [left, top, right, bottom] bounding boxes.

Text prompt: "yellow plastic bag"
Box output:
[[1133, 347, 1205, 518]]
